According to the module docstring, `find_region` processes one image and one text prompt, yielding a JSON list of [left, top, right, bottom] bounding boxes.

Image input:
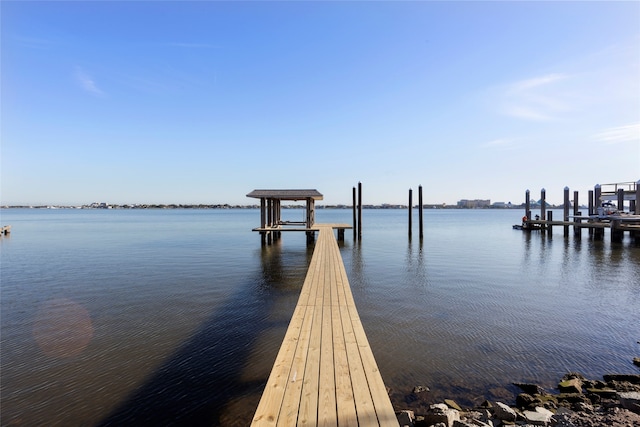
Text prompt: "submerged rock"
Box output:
[[513, 382, 545, 395]]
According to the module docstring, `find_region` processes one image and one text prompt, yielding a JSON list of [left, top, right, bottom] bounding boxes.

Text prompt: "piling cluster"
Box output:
[[521, 182, 640, 243]]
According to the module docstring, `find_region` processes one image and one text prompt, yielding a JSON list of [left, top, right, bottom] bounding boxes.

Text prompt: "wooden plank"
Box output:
[[318, 287, 336, 426], [347, 307, 398, 425], [298, 291, 323, 426], [331, 254, 358, 427], [276, 305, 315, 426], [252, 304, 308, 426], [326, 226, 397, 425], [297, 233, 325, 426], [341, 303, 380, 425]]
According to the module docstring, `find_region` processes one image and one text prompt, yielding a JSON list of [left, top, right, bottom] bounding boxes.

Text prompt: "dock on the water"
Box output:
[[251, 225, 398, 426], [518, 181, 640, 242]]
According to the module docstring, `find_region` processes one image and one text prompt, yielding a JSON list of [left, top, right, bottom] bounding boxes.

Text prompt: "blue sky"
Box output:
[[2, 1, 639, 206]]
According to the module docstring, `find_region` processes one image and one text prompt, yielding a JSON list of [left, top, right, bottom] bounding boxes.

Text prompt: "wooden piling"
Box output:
[[594, 184, 604, 240], [352, 186, 357, 239], [541, 189, 547, 232], [408, 188, 412, 238], [547, 210, 553, 234], [635, 180, 640, 214], [574, 190, 580, 237], [418, 185, 424, 240], [617, 188, 625, 211], [525, 189, 531, 223], [563, 186, 570, 237], [611, 219, 623, 243], [594, 184, 601, 210], [588, 190, 594, 237], [357, 181, 362, 240]]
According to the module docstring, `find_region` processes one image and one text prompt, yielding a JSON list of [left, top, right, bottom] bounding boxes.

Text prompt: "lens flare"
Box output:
[[32, 298, 94, 358]]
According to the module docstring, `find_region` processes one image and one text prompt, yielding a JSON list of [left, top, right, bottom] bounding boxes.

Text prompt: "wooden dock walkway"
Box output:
[[251, 225, 398, 427]]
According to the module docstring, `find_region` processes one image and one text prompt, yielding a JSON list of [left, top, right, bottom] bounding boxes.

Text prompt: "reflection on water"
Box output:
[[1, 209, 638, 425]]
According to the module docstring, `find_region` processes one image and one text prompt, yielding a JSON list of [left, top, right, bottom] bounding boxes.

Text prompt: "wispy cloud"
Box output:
[[592, 123, 640, 144], [507, 74, 567, 93], [500, 73, 570, 121], [75, 67, 105, 96]]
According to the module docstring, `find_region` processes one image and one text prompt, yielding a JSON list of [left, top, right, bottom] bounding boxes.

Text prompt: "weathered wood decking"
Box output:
[[252, 225, 398, 427]]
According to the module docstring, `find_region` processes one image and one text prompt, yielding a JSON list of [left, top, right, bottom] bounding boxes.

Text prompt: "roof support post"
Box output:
[[306, 198, 315, 228]]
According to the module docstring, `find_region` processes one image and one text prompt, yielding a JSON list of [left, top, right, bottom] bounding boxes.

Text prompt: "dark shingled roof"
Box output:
[[246, 189, 323, 201]]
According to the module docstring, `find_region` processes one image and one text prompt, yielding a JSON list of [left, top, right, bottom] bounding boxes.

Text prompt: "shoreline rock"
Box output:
[[397, 372, 640, 427]]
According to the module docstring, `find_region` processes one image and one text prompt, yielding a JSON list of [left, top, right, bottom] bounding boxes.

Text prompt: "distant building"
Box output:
[[457, 199, 491, 208], [491, 201, 513, 208]]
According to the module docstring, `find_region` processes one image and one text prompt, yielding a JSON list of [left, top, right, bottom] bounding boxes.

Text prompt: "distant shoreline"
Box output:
[[1, 203, 560, 210]]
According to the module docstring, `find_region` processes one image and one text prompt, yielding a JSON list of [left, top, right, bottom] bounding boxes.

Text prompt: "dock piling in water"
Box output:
[[352, 186, 357, 239], [574, 190, 580, 237], [418, 185, 424, 240], [357, 182, 362, 240], [408, 188, 412, 238]]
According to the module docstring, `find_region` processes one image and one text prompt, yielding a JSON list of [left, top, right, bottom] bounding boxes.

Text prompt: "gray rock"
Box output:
[[397, 410, 415, 427], [424, 403, 461, 427], [619, 391, 640, 414], [522, 406, 554, 425], [493, 402, 516, 422]]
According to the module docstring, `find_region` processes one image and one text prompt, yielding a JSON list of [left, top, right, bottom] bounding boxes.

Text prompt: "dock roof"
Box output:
[[246, 189, 323, 201]]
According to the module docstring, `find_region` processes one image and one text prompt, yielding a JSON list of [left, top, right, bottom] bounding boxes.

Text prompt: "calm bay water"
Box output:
[[1, 208, 639, 426]]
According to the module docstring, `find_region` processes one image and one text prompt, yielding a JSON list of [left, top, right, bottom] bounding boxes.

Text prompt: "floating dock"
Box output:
[[251, 225, 398, 426]]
